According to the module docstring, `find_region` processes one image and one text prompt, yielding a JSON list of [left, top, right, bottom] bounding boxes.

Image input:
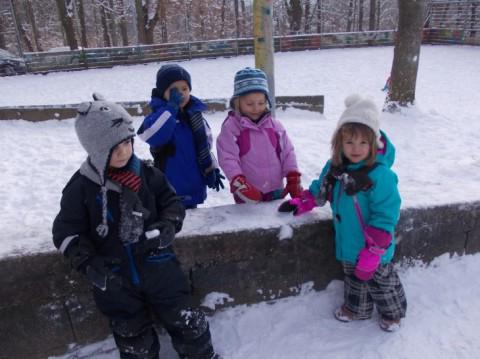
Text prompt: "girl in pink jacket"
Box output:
[[216, 67, 302, 204]]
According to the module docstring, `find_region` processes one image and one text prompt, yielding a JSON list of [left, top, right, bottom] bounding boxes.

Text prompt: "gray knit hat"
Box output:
[[75, 93, 135, 237], [75, 93, 136, 183]]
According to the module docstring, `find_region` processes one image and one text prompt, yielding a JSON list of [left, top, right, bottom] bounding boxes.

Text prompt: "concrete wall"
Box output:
[[0, 95, 324, 122], [0, 201, 479, 358]]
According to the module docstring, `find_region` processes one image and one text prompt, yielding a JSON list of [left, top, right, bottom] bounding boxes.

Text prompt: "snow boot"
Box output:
[[379, 317, 401, 332]]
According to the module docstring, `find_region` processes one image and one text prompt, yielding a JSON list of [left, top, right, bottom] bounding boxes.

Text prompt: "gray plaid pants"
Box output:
[[342, 262, 407, 320]]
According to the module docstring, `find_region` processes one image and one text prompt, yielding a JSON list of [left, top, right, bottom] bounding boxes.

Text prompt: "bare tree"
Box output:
[[55, 0, 78, 49], [0, 17, 6, 49], [386, 0, 426, 108], [117, 0, 129, 45], [358, 0, 364, 31], [347, 0, 354, 32], [25, 0, 42, 51], [304, 0, 311, 33], [135, 0, 166, 44], [76, 0, 88, 48], [316, 0, 323, 33], [285, 0, 302, 34], [369, 0, 376, 30]]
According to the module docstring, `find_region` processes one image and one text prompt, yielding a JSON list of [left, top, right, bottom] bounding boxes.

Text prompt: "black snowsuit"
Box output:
[[53, 160, 215, 359]]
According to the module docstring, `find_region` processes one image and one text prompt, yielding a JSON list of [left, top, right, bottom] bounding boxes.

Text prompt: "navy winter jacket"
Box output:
[[52, 160, 185, 285], [137, 96, 211, 207]]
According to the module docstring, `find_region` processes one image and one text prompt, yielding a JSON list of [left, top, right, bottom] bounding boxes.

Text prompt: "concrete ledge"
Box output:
[[0, 95, 324, 122], [0, 201, 479, 358]]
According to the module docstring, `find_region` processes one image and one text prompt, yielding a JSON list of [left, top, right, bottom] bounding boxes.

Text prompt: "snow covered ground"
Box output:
[[51, 253, 480, 359], [1, 45, 479, 258], [1, 45, 480, 358]]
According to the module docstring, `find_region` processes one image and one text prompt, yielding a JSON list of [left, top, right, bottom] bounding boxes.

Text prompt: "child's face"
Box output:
[[109, 139, 133, 168], [238, 92, 268, 121], [342, 133, 371, 164], [164, 80, 191, 109]]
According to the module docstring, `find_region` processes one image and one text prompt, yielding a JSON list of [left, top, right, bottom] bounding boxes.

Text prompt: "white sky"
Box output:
[[1, 45, 480, 358]]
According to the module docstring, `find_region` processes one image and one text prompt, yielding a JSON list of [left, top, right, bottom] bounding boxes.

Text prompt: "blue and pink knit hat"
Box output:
[[232, 67, 271, 105]]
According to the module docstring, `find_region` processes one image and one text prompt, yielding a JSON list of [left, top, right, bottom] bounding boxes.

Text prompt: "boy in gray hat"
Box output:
[[53, 94, 219, 358]]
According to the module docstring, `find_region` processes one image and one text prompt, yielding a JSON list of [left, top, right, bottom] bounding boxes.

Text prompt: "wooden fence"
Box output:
[[22, 31, 396, 74]]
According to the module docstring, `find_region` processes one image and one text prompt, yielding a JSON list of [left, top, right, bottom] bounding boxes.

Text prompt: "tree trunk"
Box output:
[[19, 23, 34, 52], [369, 0, 376, 30], [108, 0, 118, 47], [285, 0, 302, 34], [25, 0, 43, 51], [234, 0, 241, 37], [347, 0, 354, 32], [55, 0, 78, 49], [386, 0, 426, 108], [316, 0, 323, 33], [471, 3, 477, 37], [159, 0, 167, 42], [117, 0, 129, 46], [10, 0, 34, 52], [241, 0, 247, 36], [220, 0, 226, 38], [135, 0, 146, 44], [358, 0, 364, 31], [76, 0, 88, 48], [0, 18, 6, 49], [100, 3, 111, 47], [144, 0, 162, 44], [304, 1, 311, 33]]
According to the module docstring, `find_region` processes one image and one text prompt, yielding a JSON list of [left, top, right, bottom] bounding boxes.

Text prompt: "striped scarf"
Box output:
[[185, 110, 215, 176], [107, 154, 142, 192]]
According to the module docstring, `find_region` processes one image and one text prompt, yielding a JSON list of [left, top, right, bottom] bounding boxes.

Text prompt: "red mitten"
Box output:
[[282, 171, 303, 199], [230, 175, 262, 203]]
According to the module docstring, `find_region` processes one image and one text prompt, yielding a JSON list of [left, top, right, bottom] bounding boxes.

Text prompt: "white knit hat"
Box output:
[[335, 94, 383, 149]]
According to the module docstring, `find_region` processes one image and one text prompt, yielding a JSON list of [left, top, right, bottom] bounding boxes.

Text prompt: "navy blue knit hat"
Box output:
[[233, 67, 271, 104], [155, 64, 192, 97]]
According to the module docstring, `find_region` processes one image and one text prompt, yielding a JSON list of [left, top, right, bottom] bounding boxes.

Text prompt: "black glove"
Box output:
[[342, 171, 374, 196], [206, 168, 225, 191], [136, 220, 176, 255], [167, 87, 184, 113], [85, 257, 123, 292]]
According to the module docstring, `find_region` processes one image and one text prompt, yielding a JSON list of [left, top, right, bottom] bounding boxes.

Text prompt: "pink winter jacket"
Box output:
[[216, 111, 299, 194]]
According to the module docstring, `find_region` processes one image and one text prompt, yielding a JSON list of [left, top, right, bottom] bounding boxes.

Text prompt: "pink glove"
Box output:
[[354, 226, 392, 281], [277, 190, 316, 216]]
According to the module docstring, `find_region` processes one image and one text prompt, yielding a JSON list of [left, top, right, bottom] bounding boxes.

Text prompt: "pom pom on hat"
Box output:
[[155, 64, 192, 98], [336, 94, 383, 149]]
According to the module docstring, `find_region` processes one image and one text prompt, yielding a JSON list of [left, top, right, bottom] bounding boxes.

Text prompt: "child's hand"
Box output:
[[277, 190, 316, 216], [167, 88, 184, 113], [85, 257, 123, 292], [137, 220, 176, 255], [206, 168, 225, 191], [281, 171, 303, 199], [230, 175, 262, 203]]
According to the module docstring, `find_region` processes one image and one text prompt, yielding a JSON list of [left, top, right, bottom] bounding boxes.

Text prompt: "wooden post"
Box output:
[[253, 0, 276, 113]]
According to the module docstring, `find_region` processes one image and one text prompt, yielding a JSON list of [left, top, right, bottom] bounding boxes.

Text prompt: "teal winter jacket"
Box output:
[[309, 131, 401, 264]]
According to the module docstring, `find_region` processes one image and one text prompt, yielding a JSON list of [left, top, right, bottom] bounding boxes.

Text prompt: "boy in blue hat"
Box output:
[[138, 64, 225, 209]]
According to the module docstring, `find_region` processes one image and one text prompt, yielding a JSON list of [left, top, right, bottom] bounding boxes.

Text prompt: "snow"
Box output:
[[1, 44, 480, 358], [1, 45, 479, 258], [50, 253, 480, 358]]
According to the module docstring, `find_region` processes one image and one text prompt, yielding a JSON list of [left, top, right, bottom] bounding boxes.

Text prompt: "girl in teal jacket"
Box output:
[[279, 94, 407, 332]]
